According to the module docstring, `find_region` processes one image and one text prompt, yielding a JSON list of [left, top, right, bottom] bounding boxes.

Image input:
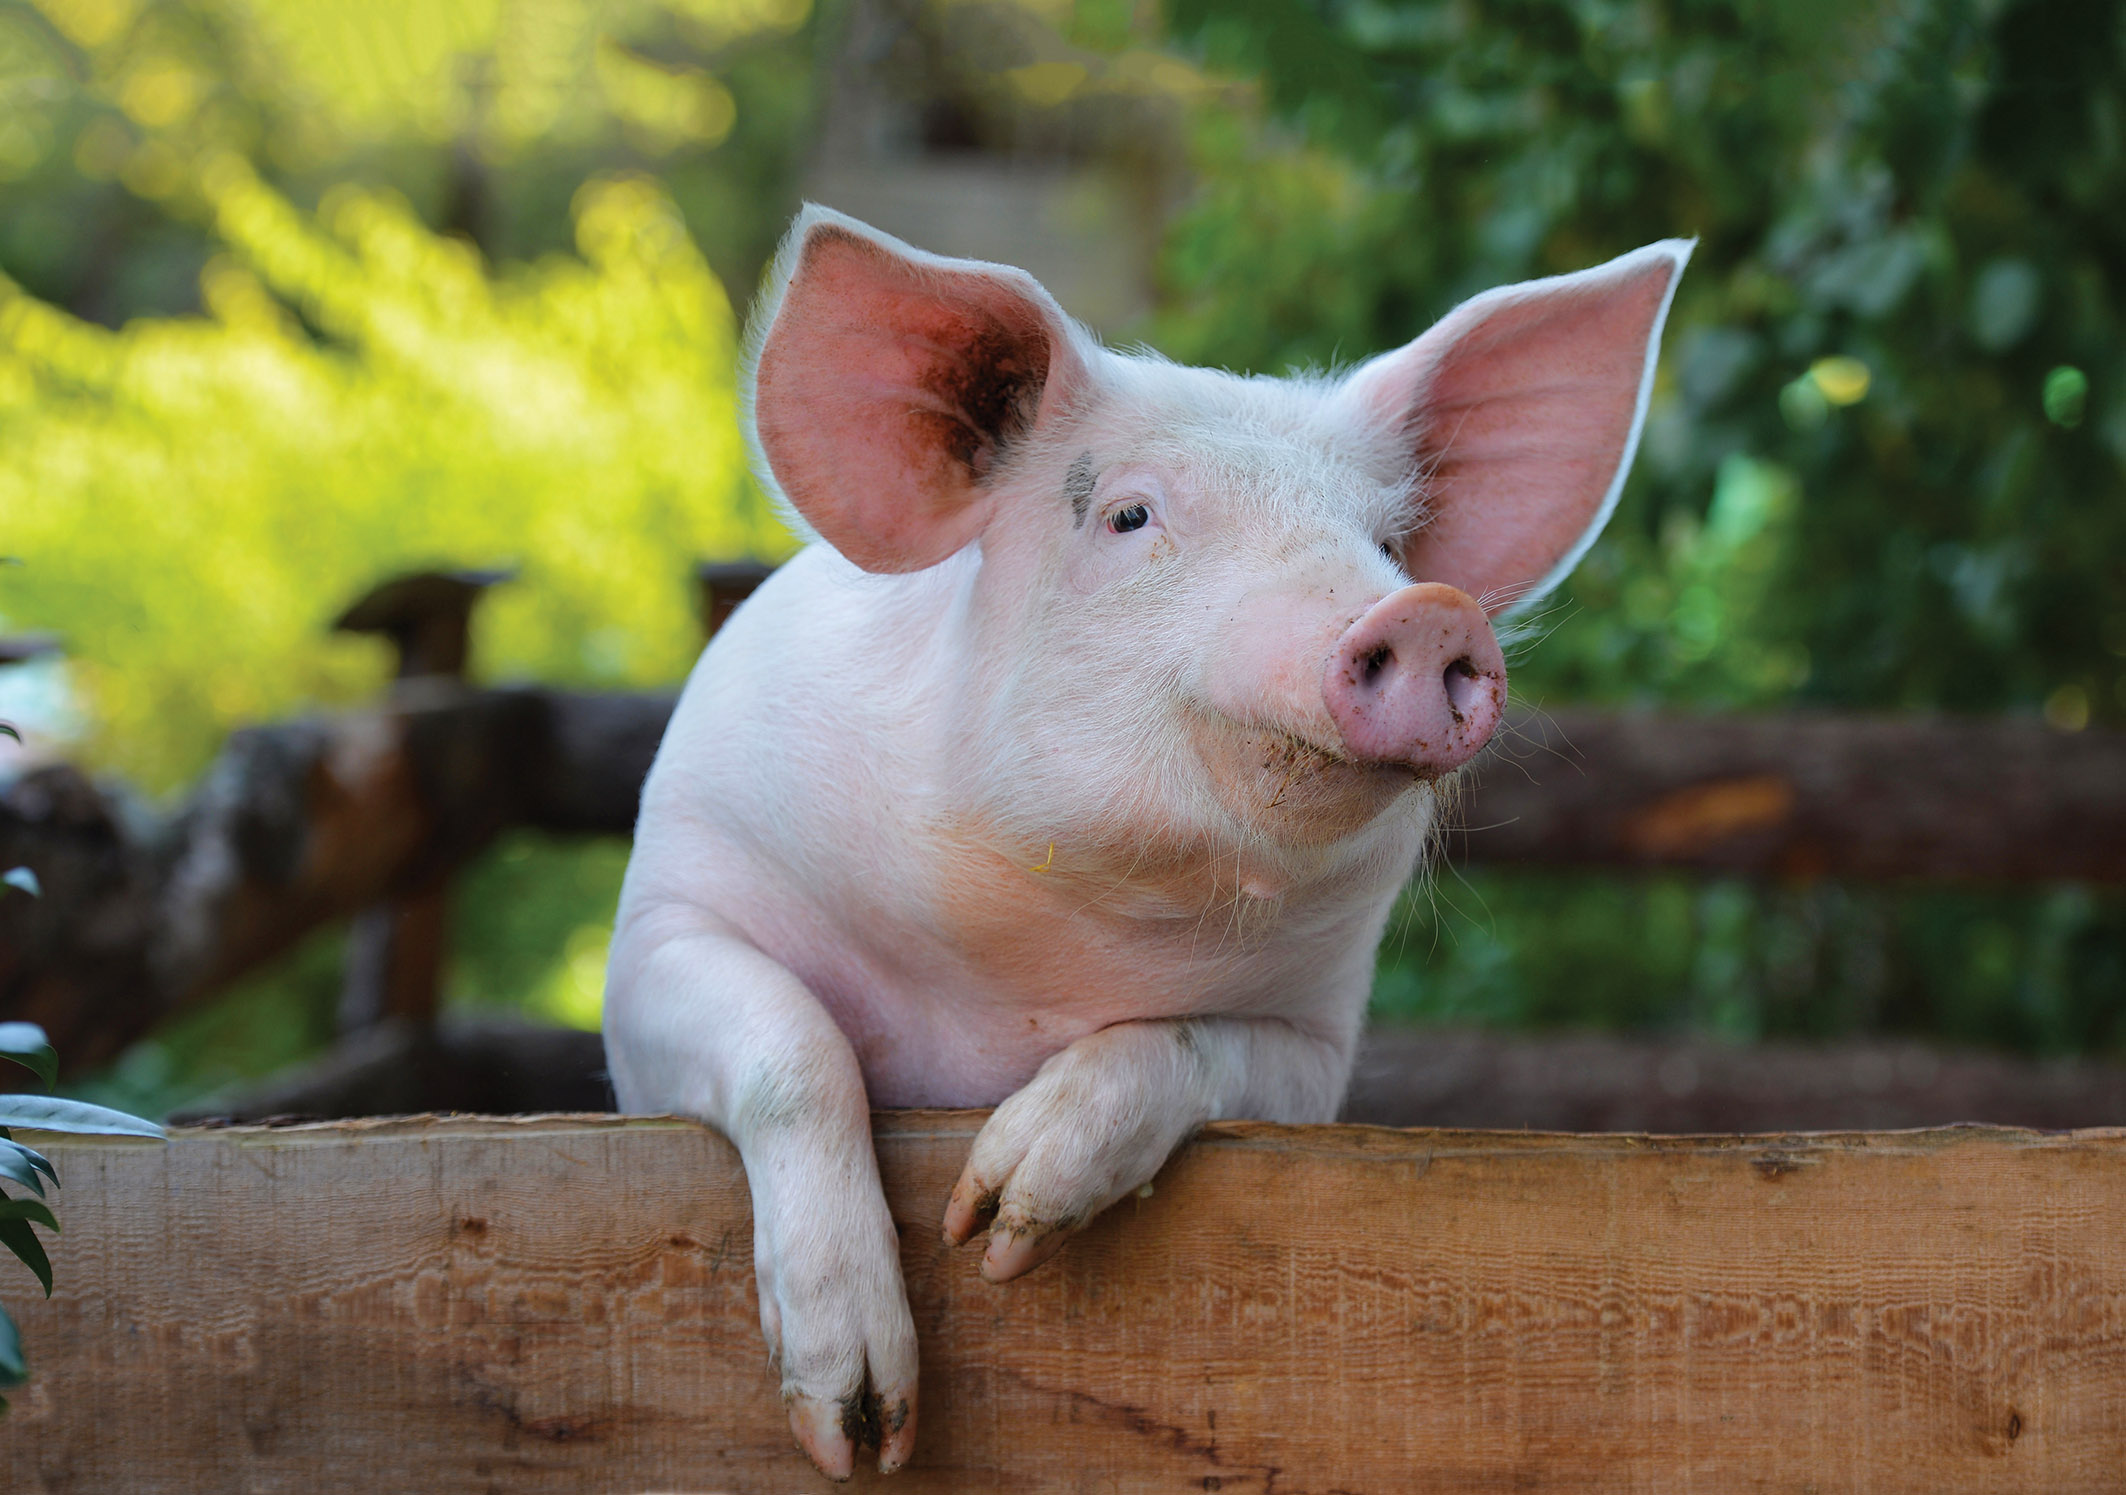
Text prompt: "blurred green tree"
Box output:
[[1147, 0, 2126, 1051], [0, 0, 817, 1110], [0, 0, 819, 322]]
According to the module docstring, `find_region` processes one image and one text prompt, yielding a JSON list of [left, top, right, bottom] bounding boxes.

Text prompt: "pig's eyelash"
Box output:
[[1102, 500, 1156, 536]]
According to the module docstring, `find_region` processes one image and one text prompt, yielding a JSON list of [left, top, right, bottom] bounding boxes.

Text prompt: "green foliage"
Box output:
[[0, 1, 815, 1097], [0, 1307, 21, 1385], [0, 1024, 58, 1089], [0, 1022, 165, 1410], [70, 927, 349, 1119], [0, 1093, 168, 1137], [1158, 0, 2126, 721], [448, 832, 631, 1030], [1381, 874, 2126, 1053], [1143, 0, 2126, 1047], [0, 1215, 51, 1302], [0, 1140, 56, 1198], [3, 158, 786, 787], [0, 0, 821, 320]]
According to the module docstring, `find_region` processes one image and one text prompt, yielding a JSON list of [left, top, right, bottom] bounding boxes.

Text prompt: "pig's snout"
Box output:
[[1324, 583, 1507, 777]]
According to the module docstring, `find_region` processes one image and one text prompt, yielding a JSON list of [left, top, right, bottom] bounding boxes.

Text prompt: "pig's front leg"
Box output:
[[604, 905, 918, 1480], [942, 1017, 1351, 1280]]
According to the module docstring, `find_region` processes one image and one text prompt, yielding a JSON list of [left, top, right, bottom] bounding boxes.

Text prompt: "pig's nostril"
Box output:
[[1360, 644, 1393, 686], [1443, 657, 1484, 723]]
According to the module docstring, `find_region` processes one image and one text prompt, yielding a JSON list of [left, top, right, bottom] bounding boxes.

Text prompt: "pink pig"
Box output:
[[605, 207, 1689, 1478]]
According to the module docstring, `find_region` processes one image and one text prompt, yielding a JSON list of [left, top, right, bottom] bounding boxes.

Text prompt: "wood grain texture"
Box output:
[[1456, 708, 2126, 883], [4, 1115, 2124, 1494]]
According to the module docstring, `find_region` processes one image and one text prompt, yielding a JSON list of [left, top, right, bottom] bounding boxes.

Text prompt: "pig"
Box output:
[[604, 206, 1689, 1479]]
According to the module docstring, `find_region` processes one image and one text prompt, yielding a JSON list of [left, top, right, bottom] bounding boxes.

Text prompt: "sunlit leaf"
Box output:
[[0, 1096, 163, 1138], [0, 1026, 56, 1090]]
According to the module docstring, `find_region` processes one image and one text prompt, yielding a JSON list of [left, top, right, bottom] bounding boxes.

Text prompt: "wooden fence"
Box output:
[[5, 1114, 2123, 1493]]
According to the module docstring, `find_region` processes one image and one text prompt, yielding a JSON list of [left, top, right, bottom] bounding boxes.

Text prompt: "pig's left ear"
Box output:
[[747, 206, 1091, 573], [1339, 240, 1692, 617]]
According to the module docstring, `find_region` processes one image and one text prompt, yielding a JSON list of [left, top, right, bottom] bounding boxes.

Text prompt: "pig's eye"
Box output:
[[1108, 503, 1151, 535]]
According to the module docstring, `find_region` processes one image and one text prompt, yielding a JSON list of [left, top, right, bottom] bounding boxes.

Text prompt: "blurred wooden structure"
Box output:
[[802, 0, 1191, 336], [5, 687, 2125, 1073], [332, 568, 513, 1035], [6, 1114, 2122, 1492], [1457, 708, 2126, 884]]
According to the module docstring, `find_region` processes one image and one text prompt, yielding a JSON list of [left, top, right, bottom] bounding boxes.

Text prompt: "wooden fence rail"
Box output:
[[4, 1114, 2123, 1493]]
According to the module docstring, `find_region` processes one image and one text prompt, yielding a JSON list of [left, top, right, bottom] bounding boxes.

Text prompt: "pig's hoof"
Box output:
[[786, 1380, 916, 1479], [978, 1210, 1080, 1282], [787, 1394, 857, 1481], [941, 1026, 1200, 1282], [759, 1200, 919, 1478]]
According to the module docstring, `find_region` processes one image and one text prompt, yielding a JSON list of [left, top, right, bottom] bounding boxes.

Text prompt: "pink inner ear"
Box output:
[[1355, 246, 1685, 615], [753, 223, 1064, 574]]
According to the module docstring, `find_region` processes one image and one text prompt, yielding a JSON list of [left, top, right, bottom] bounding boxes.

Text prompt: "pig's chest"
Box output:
[[795, 852, 1373, 1109]]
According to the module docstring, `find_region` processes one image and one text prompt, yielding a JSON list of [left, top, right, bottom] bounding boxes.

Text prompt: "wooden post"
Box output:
[[332, 569, 512, 1033], [4, 1114, 2121, 1491]]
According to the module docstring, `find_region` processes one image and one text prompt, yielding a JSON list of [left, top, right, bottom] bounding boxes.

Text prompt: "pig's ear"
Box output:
[[1341, 240, 1692, 617], [746, 206, 1090, 573]]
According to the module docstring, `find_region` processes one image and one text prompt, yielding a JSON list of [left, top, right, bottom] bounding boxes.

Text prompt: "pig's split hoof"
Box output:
[[980, 1213, 1078, 1282], [786, 1393, 856, 1481], [788, 1377, 915, 1480]]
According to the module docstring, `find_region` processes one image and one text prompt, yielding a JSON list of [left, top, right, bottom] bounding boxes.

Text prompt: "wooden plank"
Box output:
[[3, 1114, 2122, 1492], [1458, 708, 2126, 884], [0, 687, 655, 1071]]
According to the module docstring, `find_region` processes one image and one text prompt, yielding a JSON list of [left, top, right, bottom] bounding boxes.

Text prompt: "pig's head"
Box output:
[[748, 208, 1688, 904]]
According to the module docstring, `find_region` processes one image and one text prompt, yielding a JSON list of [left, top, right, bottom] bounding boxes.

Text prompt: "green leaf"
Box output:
[[16, 1146, 53, 1190], [0, 1025, 56, 1089], [1, 868, 38, 898], [0, 1198, 56, 1232], [0, 1095, 163, 1138], [0, 1143, 49, 1198], [0, 1304, 23, 1386], [0, 1218, 51, 1296], [0, 724, 18, 745]]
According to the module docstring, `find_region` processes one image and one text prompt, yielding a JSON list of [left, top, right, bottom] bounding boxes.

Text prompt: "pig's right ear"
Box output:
[[1337, 239, 1691, 617], [746, 207, 1089, 573]]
